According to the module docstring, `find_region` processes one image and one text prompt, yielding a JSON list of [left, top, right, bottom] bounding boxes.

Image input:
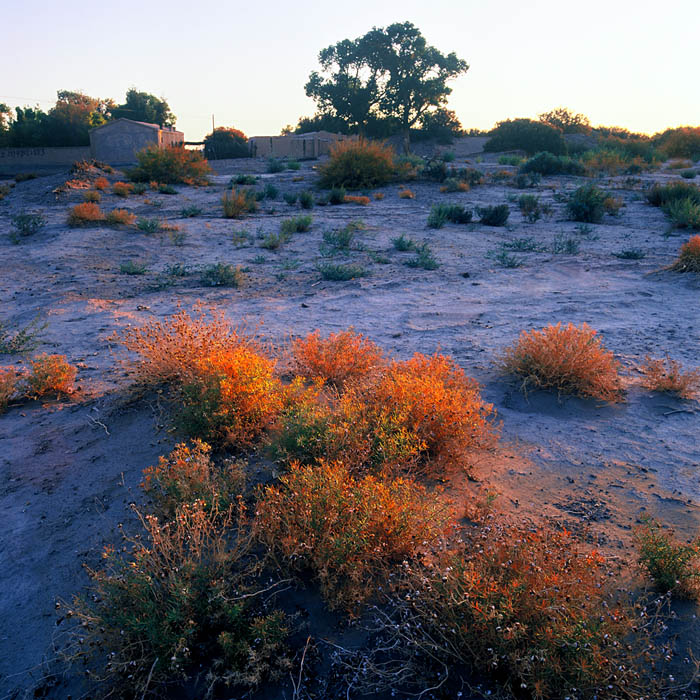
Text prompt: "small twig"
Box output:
[[291, 635, 311, 700], [663, 408, 696, 416], [140, 656, 158, 700], [88, 413, 110, 435]]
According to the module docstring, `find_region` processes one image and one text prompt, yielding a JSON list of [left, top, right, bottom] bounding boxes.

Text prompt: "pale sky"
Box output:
[[2, 0, 698, 141]]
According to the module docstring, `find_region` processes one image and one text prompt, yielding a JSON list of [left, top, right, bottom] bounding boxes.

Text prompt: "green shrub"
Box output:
[[0, 316, 46, 354], [405, 243, 439, 270], [132, 182, 147, 195], [518, 194, 542, 222], [180, 205, 202, 217], [263, 183, 279, 200], [664, 197, 700, 229], [158, 183, 177, 195], [427, 203, 472, 229], [645, 181, 700, 207], [318, 139, 395, 189], [286, 159, 301, 170], [120, 260, 148, 275], [613, 248, 646, 259], [329, 187, 346, 205], [128, 146, 211, 185], [503, 237, 540, 252], [520, 151, 585, 176], [655, 126, 700, 160], [514, 171, 541, 188], [203, 127, 249, 159], [566, 184, 609, 223], [299, 190, 314, 209], [681, 169, 697, 179], [392, 234, 416, 251], [498, 155, 523, 166], [317, 263, 367, 281], [11, 213, 46, 240], [222, 188, 258, 218], [477, 204, 510, 226], [15, 172, 37, 183], [283, 192, 298, 205], [261, 232, 289, 250], [491, 248, 523, 268], [267, 158, 285, 173], [200, 263, 244, 287], [280, 215, 312, 235], [551, 234, 580, 254], [136, 218, 161, 233], [232, 174, 258, 186], [484, 118, 567, 156], [322, 223, 358, 250]]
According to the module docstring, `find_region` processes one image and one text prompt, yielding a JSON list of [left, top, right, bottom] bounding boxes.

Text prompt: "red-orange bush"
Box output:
[[93, 176, 109, 190], [319, 139, 396, 189], [25, 353, 77, 396], [67, 202, 105, 226], [290, 328, 385, 388], [256, 459, 451, 611], [112, 181, 134, 197], [343, 194, 370, 205], [106, 208, 136, 226], [670, 234, 700, 272], [128, 145, 212, 185], [501, 322, 623, 401], [639, 355, 700, 399], [0, 369, 18, 412]]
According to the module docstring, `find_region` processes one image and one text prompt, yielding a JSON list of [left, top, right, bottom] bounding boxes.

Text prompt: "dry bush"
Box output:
[[105, 208, 136, 226], [639, 355, 700, 399], [373, 192, 385, 200], [669, 234, 700, 272], [290, 328, 385, 388], [222, 188, 258, 218], [128, 145, 211, 185], [502, 322, 623, 401], [398, 188, 415, 199], [118, 305, 254, 385], [112, 181, 134, 197], [67, 202, 105, 227], [256, 459, 451, 611], [142, 439, 246, 519], [393, 524, 644, 699], [319, 139, 396, 189], [0, 369, 18, 413], [93, 176, 109, 190], [83, 190, 101, 203], [25, 353, 76, 397], [72, 500, 290, 697], [343, 194, 370, 205]]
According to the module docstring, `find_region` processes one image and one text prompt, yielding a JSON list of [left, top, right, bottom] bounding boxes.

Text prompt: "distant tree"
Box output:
[[111, 89, 176, 127], [42, 90, 115, 146], [538, 107, 591, 134], [0, 104, 11, 146], [484, 118, 567, 156], [414, 107, 464, 144], [203, 127, 249, 159], [8, 106, 48, 147]]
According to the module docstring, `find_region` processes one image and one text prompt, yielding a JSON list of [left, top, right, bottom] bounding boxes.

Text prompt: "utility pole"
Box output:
[[212, 114, 215, 132]]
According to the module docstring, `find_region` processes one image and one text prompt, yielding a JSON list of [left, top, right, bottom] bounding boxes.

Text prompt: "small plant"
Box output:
[[158, 183, 178, 195], [317, 262, 367, 281], [329, 187, 347, 205], [322, 223, 357, 250], [502, 322, 623, 401], [200, 263, 244, 288], [180, 205, 202, 217], [636, 519, 700, 598], [25, 353, 77, 397], [550, 234, 580, 254], [222, 188, 258, 218], [405, 243, 439, 270], [439, 177, 469, 193], [131, 182, 147, 195], [646, 181, 700, 208], [67, 202, 105, 227], [263, 182, 279, 200], [119, 260, 148, 275], [319, 139, 396, 189], [299, 190, 314, 209], [0, 184, 12, 201], [10, 213, 46, 240], [106, 208, 136, 226], [398, 188, 415, 199], [267, 157, 285, 173], [14, 172, 37, 183], [427, 203, 472, 229], [93, 176, 109, 190], [373, 192, 385, 200], [344, 194, 370, 205], [391, 234, 416, 251], [664, 197, 700, 229], [128, 145, 211, 185], [514, 171, 541, 189], [83, 190, 101, 203], [280, 214, 312, 235], [566, 184, 609, 223], [639, 355, 700, 399], [0, 316, 46, 354], [232, 174, 257, 186], [136, 217, 161, 233], [520, 151, 585, 176], [477, 204, 509, 226], [518, 194, 542, 223], [503, 237, 540, 252], [283, 192, 298, 205], [491, 249, 523, 268], [0, 369, 18, 413], [113, 181, 134, 197], [681, 169, 697, 179], [286, 159, 301, 171], [613, 248, 645, 259], [498, 154, 523, 166], [669, 234, 700, 272]]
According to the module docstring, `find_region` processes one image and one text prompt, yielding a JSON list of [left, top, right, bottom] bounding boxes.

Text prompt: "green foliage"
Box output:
[[498, 155, 523, 166], [392, 234, 416, 251], [503, 237, 540, 252], [427, 203, 472, 228], [263, 183, 279, 200], [299, 190, 314, 209], [10, 213, 46, 241], [319, 140, 396, 189], [283, 192, 298, 205], [128, 146, 211, 185], [329, 187, 346, 204], [203, 127, 249, 159], [317, 262, 367, 280], [200, 263, 244, 287], [14, 172, 37, 183], [261, 231, 290, 250], [131, 183, 147, 194], [180, 205, 202, 217], [280, 215, 313, 235], [664, 197, 700, 229], [111, 88, 175, 127], [551, 234, 580, 254], [158, 183, 177, 195], [405, 243, 439, 270], [538, 107, 591, 134], [567, 184, 609, 223], [514, 171, 541, 188], [654, 126, 700, 160], [518, 194, 542, 223], [477, 204, 509, 226], [120, 260, 148, 275], [322, 223, 358, 250], [681, 169, 697, 179], [613, 249, 645, 259], [286, 159, 301, 170], [232, 174, 258, 186], [520, 151, 585, 176], [485, 118, 567, 156], [490, 249, 523, 268], [0, 316, 46, 354], [646, 181, 700, 208], [267, 158, 285, 174], [137, 218, 161, 233]]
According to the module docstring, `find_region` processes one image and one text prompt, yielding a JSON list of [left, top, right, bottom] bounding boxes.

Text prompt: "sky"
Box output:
[[2, 0, 699, 141]]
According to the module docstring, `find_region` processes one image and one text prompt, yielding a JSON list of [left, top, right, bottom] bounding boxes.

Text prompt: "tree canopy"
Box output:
[[304, 22, 468, 151], [111, 89, 176, 127]]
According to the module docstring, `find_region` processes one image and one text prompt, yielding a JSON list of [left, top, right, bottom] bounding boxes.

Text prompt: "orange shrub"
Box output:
[[343, 194, 370, 205], [222, 188, 257, 218], [142, 440, 245, 518], [319, 139, 396, 189], [112, 181, 134, 197], [0, 369, 18, 412], [639, 355, 700, 399], [105, 208, 136, 226], [398, 188, 415, 199], [67, 202, 105, 226], [373, 192, 385, 200], [256, 459, 451, 611], [119, 305, 254, 384], [290, 328, 385, 388], [25, 354, 76, 397], [83, 190, 101, 203], [93, 176, 109, 190], [501, 322, 623, 401], [128, 145, 212, 185], [670, 234, 700, 272]]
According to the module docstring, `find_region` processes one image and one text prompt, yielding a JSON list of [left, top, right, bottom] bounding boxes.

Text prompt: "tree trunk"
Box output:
[[402, 128, 411, 155]]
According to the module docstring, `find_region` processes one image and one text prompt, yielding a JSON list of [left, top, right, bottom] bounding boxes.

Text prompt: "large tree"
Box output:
[[111, 89, 176, 127], [304, 22, 468, 152]]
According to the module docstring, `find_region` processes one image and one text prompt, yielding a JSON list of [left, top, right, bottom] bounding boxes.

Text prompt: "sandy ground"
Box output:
[[0, 141, 699, 698]]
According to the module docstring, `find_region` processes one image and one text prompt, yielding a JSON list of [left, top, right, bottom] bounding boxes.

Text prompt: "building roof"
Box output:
[[89, 118, 161, 133]]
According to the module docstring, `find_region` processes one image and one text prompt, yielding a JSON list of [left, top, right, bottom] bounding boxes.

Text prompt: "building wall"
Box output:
[[159, 129, 185, 149], [249, 133, 351, 159], [90, 122, 160, 164], [0, 146, 92, 175]]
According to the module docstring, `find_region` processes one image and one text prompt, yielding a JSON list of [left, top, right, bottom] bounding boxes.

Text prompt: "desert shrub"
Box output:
[[581, 148, 649, 176], [655, 126, 700, 160], [233, 174, 257, 186], [439, 177, 469, 193], [260, 182, 277, 200], [664, 197, 700, 229], [397, 524, 640, 699], [0, 184, 11, 201], [280, 214, 312, 235], [669, 235, 700, 272], [158, 183, 177, 195], [317, 262, 367, 281], [112, 181, 134, 197], [639, 355, 700, 399], [73, 500, 290, 697], [398, 188, 415, 199], [344, 194, 370, 205], [261, 231, 289, 250], [550, 234, 580, 255], [681, 169, 697, 179], [83, 190, 101, 203], [427, 203, 472, 229], [498, 155, 523, 166], [177, 346, 283, 447], [327, 186, 346, 205], [14, 172, 37, 183], [142, 440, 245, 518], [291, 329, 384, 388], [566, 184, 611, 223], [514, 171, 541, 188], [119, 306, 254, 385], [222, 188, 258, 218], [298, 190, 314, 209], [484, 118, 566, 156], [282, 192, 298, 205], [180, 205, 202, 217], [613, 248, 645, 259], [502, 322, 623, 401], [0, 316, 46, 354], [256, 460, 450, 611], [421, 158, 448, 182], [10, 213, 46, 240], [520, 151, 585, 176], [25, 353, 76, 397], [200, 263, 244, 288], [321, 222, 360, 250], [119, 260, 148, 275], [645, 181, 700, 208], [477, 204, 510, 226], [128, 145, 211, 185], [106, 208, 136, 226], [319, 139, 395, 189], [203, 126, 249, 159], [636, 519, 700, 598], [132, 182, 148, 194], [93, 176, 109, 190], [517, 194, 542, 222], [405, 242, 439, 270], [491, 249, 523, 268], [373, 192, 384, 200], [392, 234, 416, 251], [136, 217, 161, 233], [0, 369, 18, 413], [286, 159, 301, 170], [67, 202, 105, 226], [267, 158, 285, 174]]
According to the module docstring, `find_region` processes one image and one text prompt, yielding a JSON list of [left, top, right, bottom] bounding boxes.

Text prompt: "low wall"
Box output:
[[249, 134, 352, 159], [0, 146, 91, 174]]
